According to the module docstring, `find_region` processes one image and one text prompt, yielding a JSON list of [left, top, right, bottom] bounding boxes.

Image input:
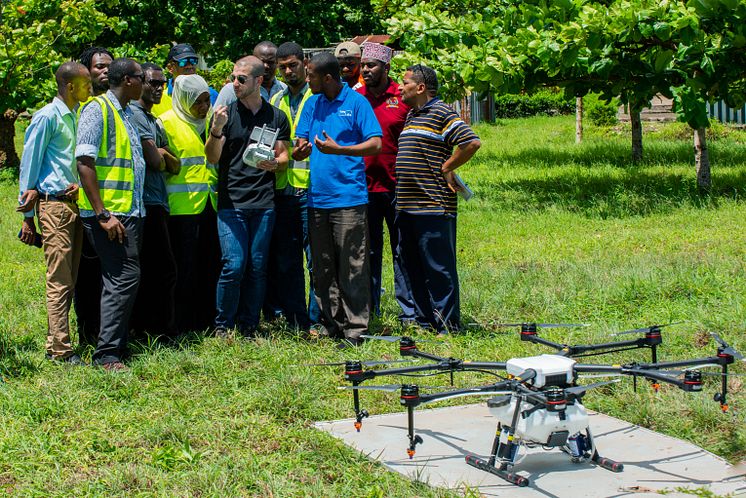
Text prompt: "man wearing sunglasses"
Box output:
[[76, 58, 147, 371], [128, 63, 180, 340], [206, 56, 291, 338], [152, 43, 219, 117]]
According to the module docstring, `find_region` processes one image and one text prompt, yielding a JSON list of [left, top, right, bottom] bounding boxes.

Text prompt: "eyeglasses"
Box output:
[[177, 57, 198, 67], [146, 79, 167, 88], [128, 73, 145, 82], [230, 73, 256, 84]]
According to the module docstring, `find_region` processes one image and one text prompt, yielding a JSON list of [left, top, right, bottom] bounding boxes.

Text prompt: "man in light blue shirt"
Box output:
[[17, 61, 91, 364], [76, 58, 147, 371], [294, 52, 382, 347]]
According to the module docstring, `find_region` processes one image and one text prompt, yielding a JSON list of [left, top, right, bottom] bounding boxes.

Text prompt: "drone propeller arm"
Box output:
[[418, 381, 514, 405], [633, 356, 731, 370]]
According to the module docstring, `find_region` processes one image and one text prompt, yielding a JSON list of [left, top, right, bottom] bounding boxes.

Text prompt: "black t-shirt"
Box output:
[[218, 98, 290, 210]]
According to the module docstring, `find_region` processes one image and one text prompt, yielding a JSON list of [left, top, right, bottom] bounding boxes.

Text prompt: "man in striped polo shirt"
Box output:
[[395, 64, 481, 336]]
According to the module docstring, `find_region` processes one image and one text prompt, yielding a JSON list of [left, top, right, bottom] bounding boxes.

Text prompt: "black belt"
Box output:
[[39, 192, 74, 202]]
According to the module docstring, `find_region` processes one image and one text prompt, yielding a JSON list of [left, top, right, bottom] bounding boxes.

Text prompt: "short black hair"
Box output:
[[78, 47, 113, 71], [310, 52, 340, 82], [141, 62, 163, 74], [108, 58, 139, 87], [407, 64, 438, 96], [254, 41, 277, 52], [55, 61, 87, 89], [276, 42, 304, 62]]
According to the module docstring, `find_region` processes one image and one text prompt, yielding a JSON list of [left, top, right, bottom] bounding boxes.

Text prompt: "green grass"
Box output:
[[1, 115, 744, 495]]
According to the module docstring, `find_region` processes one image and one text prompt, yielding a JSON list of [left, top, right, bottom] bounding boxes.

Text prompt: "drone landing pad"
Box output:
[[316, 404, 745, 497]]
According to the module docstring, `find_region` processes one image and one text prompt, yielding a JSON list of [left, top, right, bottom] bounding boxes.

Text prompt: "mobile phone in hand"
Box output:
[[17, 229, 43, 248]]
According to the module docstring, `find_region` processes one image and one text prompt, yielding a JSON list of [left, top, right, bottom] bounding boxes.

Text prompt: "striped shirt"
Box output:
[[395, 98, 478, 215]]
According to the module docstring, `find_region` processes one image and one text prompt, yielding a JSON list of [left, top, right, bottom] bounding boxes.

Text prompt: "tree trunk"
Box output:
[[0, 110, 20, 169], [575, 97, 583, 144], [693, 127, 711, 191], [630, 106, 643, 162]]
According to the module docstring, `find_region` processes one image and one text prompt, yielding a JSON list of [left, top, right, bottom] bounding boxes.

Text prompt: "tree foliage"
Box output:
[[0, 0, 122, 113], [378, 0, 746, 128], [93, 0, 382, 64]]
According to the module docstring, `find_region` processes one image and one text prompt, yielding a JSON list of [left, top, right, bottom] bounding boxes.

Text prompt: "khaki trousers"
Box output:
[[37, 199, 83, 358]]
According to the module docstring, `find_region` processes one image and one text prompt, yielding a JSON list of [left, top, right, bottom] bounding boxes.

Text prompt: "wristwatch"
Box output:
[[96, 209, 111, 222]]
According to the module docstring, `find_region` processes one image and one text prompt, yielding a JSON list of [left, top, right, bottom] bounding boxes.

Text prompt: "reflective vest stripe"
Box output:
[[99, 180, 133, 191], [181, 156, 205, 167], [166, 183, 211, 193]]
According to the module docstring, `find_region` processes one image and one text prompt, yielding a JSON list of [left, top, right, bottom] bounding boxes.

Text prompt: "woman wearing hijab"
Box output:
[[159, 74, 220, 333]]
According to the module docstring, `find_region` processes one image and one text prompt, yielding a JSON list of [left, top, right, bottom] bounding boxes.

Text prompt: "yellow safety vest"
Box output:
[[151, 86, 172, 117], [270, 88, 312, 190], [78, 95, 135, 214], [160, 109, 217, 215]]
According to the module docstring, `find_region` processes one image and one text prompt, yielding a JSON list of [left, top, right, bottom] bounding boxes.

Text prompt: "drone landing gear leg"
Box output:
[[714, 364, 729, 413], [586, 427, 623, 472], [352, 382, 368, 431], [466, 400, 529, 487], [405, 406, 422, 459]]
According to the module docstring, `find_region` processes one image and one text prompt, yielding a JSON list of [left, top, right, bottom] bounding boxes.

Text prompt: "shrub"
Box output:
[[199, 59, 234, 91], [493, 89, 575, 118], [585, 93, 619, 126]]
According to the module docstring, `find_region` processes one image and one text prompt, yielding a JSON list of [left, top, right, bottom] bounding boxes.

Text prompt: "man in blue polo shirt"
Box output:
[[294, 52, 382, 347]]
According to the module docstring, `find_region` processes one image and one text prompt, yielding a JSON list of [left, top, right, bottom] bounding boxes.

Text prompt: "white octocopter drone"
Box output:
[[309, 323, 744, 488]]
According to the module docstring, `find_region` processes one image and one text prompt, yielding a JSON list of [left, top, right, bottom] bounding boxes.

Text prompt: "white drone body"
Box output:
[[491, 355, 589, 445]]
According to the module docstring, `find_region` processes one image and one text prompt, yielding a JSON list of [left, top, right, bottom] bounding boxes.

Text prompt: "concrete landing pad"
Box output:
[[316, 404, 746, 497]]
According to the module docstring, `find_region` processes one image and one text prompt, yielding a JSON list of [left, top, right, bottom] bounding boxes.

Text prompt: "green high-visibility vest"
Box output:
[[78, 95, 135, 214], [271, 88, 312, 190], [160, 109, 217, 215]]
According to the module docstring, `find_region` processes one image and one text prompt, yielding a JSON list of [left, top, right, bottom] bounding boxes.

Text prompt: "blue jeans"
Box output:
[[215, 208, 275, 331]]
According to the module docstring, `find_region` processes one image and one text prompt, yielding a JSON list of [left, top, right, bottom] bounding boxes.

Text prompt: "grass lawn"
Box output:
[[0, 116, 744, 495]]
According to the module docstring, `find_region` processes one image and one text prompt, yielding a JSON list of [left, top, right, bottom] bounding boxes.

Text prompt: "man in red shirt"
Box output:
[[357, 42, 414, 321]]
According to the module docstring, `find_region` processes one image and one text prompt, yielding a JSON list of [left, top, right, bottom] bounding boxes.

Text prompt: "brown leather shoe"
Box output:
[[101, 361, 128, 372]]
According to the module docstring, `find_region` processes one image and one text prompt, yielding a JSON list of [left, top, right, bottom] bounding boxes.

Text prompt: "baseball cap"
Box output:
[[168, 43, 198, 61], [334, 41, 361, 58]]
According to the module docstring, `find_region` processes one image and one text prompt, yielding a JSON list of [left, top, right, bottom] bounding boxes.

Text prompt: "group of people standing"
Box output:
[[17, 39, 481, 371]]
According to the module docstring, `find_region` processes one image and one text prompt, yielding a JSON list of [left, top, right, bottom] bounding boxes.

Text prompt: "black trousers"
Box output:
[[82, 216, 143, 364], [73, 236, 101, 347], [131, 205, 178, 338], [397, 211, 460, 334], [168, 204, 220, 333]]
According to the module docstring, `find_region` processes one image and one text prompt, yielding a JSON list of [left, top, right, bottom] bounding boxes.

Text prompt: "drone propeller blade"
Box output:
[[301, 359, 412, 367], [566, 379, 621, 396], [338, 384, 402, 392], [710, 333, 745, 360], [360, 334, 435, 344], [578, 373, 626, 379], [496, 322, 588, 328], [338, 384, 451, 392], [613, 321, 684, 336], [360, 334, 401, 343], [537, 323, 589, 328]]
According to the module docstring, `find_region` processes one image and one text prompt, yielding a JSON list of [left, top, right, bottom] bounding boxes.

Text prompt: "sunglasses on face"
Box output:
[[177, 57, 198, 67], [147, 79, 167, 87], [230, 73, 255, 84]]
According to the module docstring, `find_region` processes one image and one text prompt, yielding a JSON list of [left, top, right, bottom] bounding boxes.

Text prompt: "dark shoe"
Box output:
[[101, 361, 128, 372], [237, 325, 256, 339], [212, 326, 229, 339], [336, 337, 364, 349], [46, 353, 86, 366]]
